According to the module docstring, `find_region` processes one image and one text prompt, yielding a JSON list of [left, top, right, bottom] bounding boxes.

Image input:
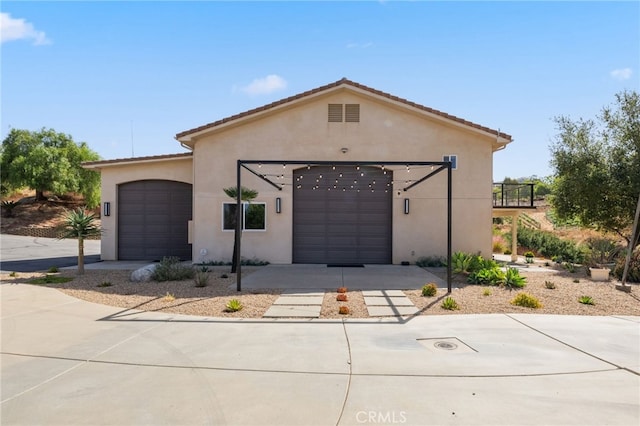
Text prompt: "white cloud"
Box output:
[[1, 13, 51, 45], [610, 68, 632, 81], [240, 75, 288, 95]]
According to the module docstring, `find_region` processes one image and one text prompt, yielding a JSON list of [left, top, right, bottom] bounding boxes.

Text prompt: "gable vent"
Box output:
[[328, 104, 343, 122], [345, 104, 360, 122]]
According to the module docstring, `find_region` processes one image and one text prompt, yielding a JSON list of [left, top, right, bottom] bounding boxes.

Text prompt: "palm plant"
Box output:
[[58, 208, 101, 275], [223, 186, 258, 273]]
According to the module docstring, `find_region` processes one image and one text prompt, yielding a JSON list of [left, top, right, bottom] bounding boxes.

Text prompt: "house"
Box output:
[[84, 78, 512, 265]]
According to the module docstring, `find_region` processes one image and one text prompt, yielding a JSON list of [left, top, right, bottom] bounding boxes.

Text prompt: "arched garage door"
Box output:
[[118, 180, 192, 260], [293, 166, 392, 264]]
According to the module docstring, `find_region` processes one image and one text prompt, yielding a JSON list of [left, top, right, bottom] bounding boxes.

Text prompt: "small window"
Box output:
[[222, 202, 266, 231], [328, 104, 343, 122], [443, 155, 458, 170], [345, 104, 360, 122]]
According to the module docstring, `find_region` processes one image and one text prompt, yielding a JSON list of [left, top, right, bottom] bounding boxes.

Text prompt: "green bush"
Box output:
[[416, 256, 446, 267], [421, 283, 438, 297], [511, 293, 541, 309], [152, 257, 195, 282], [508, 227, 585, 263], [613, 247, 640, 283]]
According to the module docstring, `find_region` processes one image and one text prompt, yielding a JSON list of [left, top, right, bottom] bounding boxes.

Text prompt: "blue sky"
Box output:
[[2, 1, 638, 180]]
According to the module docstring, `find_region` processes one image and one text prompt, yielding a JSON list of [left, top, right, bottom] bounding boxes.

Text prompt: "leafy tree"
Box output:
[[223, 186, 259, 273], [550, 90, 640, 242], [58, 208, 101, 275], [0, 128, 101, 207]]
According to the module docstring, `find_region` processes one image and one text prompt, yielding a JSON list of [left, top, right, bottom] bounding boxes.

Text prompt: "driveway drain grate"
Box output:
[[417, 337, 476, 353]]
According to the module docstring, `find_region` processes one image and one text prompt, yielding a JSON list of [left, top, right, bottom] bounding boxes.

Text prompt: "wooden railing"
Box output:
[[493, 183, 535, 208]]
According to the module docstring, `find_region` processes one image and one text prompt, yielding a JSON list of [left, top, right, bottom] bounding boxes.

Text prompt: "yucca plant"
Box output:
[[1, 200, 19, 218], [58, 208, 101, 275]]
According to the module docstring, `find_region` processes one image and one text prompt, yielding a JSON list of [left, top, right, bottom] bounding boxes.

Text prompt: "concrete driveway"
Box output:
[[1, 283, 638, 425], [0, 234, 100, 273]]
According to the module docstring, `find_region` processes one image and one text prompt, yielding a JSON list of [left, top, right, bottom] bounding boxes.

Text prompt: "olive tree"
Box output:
[[550, 90, 640, 243]]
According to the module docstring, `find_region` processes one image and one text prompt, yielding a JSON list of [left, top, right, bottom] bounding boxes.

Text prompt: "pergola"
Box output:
[[234, 160, 453, 292]]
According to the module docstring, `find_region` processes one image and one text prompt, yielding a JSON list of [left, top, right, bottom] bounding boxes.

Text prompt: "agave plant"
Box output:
[[58, 208, 101, 275]]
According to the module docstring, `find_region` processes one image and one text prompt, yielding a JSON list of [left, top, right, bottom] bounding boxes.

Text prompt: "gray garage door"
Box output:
[[118, 180, 192, 261], [293, 166, 392, 264]]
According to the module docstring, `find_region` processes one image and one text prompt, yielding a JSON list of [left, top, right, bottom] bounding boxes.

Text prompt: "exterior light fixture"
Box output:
[[404, 198, 410, 214], [341, 147, 349, 154], [275, 197, 282, 214], [103, 202, 111, 217]]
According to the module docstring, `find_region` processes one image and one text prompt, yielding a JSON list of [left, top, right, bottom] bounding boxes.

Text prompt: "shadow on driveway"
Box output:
[[0, 255, 101, 273]]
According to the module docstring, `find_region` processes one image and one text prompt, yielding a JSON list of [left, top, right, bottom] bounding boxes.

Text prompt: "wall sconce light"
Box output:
[[103, 202, 111, 217], [404, 198, 410, 214], [275, 197, 282, 214], [341, 147, 349, 154]]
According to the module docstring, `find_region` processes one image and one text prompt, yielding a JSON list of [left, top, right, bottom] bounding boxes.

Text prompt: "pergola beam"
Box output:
[[235, 160, 453, 293]]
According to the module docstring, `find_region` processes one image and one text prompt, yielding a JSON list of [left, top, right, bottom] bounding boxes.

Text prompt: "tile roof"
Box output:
[[82, 152, 192, 168], [175, 78, 512, 141]]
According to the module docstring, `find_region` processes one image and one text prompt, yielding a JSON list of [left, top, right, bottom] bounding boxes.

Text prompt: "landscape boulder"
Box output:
[[130, 264, 157, 282]]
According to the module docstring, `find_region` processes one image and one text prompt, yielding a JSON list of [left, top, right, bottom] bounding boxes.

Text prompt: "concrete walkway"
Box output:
[[2, 283, 638, 425]]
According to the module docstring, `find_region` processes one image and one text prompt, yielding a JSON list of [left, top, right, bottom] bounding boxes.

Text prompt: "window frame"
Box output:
[[222, 202, 267, 232]]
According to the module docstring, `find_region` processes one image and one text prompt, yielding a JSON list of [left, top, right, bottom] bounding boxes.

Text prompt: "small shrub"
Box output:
[[573, 279, 580, 283], [28, 275, 73, 285], [441, 296, 459, 310], [416, 256, 446, 267], [194, 270, 210, 287], [220, 273, 229, 279], [503, 249, 512, 255], [544, 281, 556, 289], [241, 257, 270, 266], [225, 299, 243, 312], [503, 267, 526, 289], [336, 294, 348, 302], [492, 236, 506, 253], [199, 265, 211, 273], [47, 266, 59, 273], [579, 296, 595, 305], [163, 292, 175, 302], [421, 283, 438, 297], [152, 257, 195, 282], [1, 200, 19, 217], [9, 271, 17, 277], [511, 293, 541, 309], [564, 262, 576, 273], [337, 287, 348, 293], [482, 288, 492, 296], [338, 306, 350, 315], [97, 281, 112, 287]]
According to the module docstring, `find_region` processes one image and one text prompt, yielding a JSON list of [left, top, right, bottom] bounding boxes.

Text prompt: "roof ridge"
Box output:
[[175, 79, 512, 141]]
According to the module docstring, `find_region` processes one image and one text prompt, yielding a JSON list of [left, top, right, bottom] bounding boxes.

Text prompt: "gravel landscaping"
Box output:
[[2, 264, 639, 318]]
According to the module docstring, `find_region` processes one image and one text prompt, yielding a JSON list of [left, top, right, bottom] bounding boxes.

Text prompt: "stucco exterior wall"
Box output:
[[189, 89, 495, 264], [97, 158, 193, 260]]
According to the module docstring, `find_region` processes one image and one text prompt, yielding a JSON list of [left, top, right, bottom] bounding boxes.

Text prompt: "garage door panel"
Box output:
[[118, 180, 192, 261], [293, 166, 391, 264]]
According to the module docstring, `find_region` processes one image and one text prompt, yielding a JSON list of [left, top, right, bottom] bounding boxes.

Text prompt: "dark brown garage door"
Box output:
[[293, 166, 392, 264], [118, 180, 192, 260]]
